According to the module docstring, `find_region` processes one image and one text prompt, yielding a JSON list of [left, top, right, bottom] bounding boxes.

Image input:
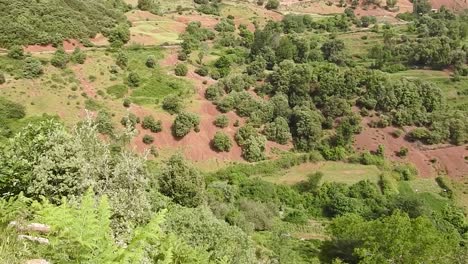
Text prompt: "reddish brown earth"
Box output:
[[70, 63, 96, 98], [130, 51, 290, 161], [354, 116, 468, 179], [430, 0, 468, 11], [173, 14, 220, 29], [24, 39, 84, 53]]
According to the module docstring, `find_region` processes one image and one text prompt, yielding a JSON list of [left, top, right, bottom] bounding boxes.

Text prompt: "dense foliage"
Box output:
[[0, 0, 128, 47]]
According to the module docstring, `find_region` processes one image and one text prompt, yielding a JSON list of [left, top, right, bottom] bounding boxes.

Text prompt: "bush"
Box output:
[[116, 50, 128, 69], [212, 131, 232, 152], [205, 84, 224, 101], [214, 115, 229, 128], [195, 66, 209, 77], [146, 55, 156, 68], [396, 147, 409, 157], [407, 128, 431, 144], [142, 115, 162, 133], [162, 94, 183, 114], [120, 113, 140, 128], [265, 0, 280, 9], [172, 112, 200, 138], [123, 98, 131, 107], [51, 48, 69, 68], [7, 46, 24, 60], [71, 47, 86, 64], [0, 72, 5, 84], [0, 97, 26, 120], [23, 57, 43, 78], [175, 63, 188, 76], [127, 72, 140, 87], [142, 134, 154, 144]]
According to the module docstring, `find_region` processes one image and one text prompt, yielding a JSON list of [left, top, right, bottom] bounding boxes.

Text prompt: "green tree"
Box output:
[[159, 155, 206, 207], [291, 107, 323, 151], [212, 131, 232, 152], [327, 212, 461, 263], [108, 24, 130, 48], [127, 72, 141, 87], [146, 55, 156, 68], [264, 117, 291, 144], [172, 112, 200, 138], [242, 135, 266, 162], [165, 206, 256, 263], [0, 72, 5, 85]]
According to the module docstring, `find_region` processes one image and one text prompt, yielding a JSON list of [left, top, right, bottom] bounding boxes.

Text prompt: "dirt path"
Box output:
[[70, 64, 96, 98]]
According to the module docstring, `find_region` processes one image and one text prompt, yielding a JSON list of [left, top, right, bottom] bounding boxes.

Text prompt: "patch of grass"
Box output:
[[106, 84, 128, 99], [84, 99, 106, 111], [398, 181, 450, 212], [125, 49, 193, 105], [263, 161, 381, 186]]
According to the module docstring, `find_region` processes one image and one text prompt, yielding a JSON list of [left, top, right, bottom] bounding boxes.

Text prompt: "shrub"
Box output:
[[120, 113, 140, 128], [205, 84, 224, 101], [142, 115, 162, 133], [214, 115, 229, 128], [71, 47, 86, 64], [396, 147, 409, 157], [172, 112, 200, 138], [123, 98, 131, 107], [127, 72, 141, 87], [142, 134, 154, 144], [0, 72, 5, 84], [265, 0, 280, 9], [0, 97, 26, 120], [162, 94, 183, 114], [95, 111, 114, 135], [174, 63, 188, 76], [138, 0, 159, 14], [235, 125, 257, 146], [392, 129, 403, 138], [407, 128, 431, 143], [195, 66, 209, 77], [146, 55, 156, 68], [23, 57, 43, 78], [116, 50, 128, 69], [212, 131, 232, 152], [7, 46, 24, 60]]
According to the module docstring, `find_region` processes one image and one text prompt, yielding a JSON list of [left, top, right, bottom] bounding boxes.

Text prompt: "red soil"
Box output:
[[430, 0, 468, 11], [354, 116, 468, 179], [90, 34, 109, 46], [160, 49, 179, 67], [130, 51, 291, 162], [70, 63, 96, 98], [173, 14, 220, 29], [24, 39, 84, 53]]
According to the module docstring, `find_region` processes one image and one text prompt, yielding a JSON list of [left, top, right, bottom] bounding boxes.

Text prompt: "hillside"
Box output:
[[0, 0, 128, 47], [0, 0, 467, 263]]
